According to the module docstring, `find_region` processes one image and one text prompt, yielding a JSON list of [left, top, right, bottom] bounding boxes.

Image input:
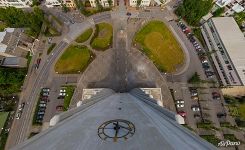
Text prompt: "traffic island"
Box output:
[[90, 23, 113, 51], [54, 45, 95, 74], [134, 20, 185, 73]]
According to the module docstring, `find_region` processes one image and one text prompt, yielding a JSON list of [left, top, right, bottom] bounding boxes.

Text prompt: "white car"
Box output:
[[39, 103, 47, 107], [59, 92, 66, 96], [18, 104, 22, 111], [192, 107, 200, 112], [176, 100, 184, 104], [176, 104, 184, 108], [16, 112, 21, 119], [60, 89, 66, 93]]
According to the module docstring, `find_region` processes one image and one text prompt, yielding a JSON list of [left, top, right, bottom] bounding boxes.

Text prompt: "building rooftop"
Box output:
[[12, 89, 216, 150], [1, 57, 27, 68], [211, 17, 245, 85]]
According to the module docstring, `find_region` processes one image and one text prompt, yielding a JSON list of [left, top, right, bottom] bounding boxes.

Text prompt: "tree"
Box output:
[[136, 0, 142, 7], [188, 72, 201, 84], [108, 0, 113, 7], [0, 7, 44, 37], [175, 0, 213, 26], [95, 0, 103, 11], [212, 7, 225, 17]]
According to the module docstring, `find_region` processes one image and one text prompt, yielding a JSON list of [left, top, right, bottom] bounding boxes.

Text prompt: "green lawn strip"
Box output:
[[197, 122, 218, 130], [238, 103, 245, 120], [63, 86, 75, 111], [200, 135, 220, 146], [192, 28, 206, 47], [220, 122, 238, 129], [0, 112, 9, 150], [32, 93, 42, 125], [223, 134, 239, 142], [0, 112, 9, 130], [134, 20, 184, 72], [47, 43, 56, 55], [55, 45, 94, 74], [26, 51, 32, 67], [75, 28, 93, 43], [90, 23, 113, 50]]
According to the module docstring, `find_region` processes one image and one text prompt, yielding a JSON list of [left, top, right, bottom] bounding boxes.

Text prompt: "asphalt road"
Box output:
[[5, 41, 68, 149]]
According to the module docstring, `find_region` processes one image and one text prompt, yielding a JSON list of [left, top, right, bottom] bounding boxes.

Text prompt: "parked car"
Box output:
[[205, 71, 214, 78], [39, 103, 47, 107], [191, 96, 199, 100], [42, 88, 50, 93], [42, 92, 49, 96], [212, 92, 221, 100], [56, 105, 64, 111], [176, 104, 184, 108], [191, 106, 200, 112], [194, 113, 201, 118], [176, 99, 184, 104], [16, 112, 21, 119], [217, 112, 226, 118], [39, 100, 47, 104], [178, 111, 187, 117], [60, 89, 66, 93], [190, 88, 198, 96], [37, 111, 45, 115], [202, 63, 210, 69], [38, 107, 46, 112], [36, 58, 41, 69]]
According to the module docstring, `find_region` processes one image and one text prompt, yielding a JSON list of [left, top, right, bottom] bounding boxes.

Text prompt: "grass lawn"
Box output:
[[75, 28, 93, 43], [55, 45, 93, 74], [134, 20, 184, 72], [238, 103, 245, 120], [90, 23, 113, 50], [0, 112, 9, 130], [63, 86, 75, 111]]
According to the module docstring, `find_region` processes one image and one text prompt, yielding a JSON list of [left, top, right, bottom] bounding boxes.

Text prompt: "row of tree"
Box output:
[[0, 7, 44, 37], [175, 0, 213, 26]]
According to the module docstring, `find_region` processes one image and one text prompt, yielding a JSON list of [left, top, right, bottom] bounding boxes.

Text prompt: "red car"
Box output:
[[212, 92, 221, 100], [178, 111, 187, 117]]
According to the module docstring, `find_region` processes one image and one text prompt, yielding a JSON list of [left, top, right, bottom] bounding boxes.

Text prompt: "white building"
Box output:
[[11, 88, 216, 150], [45, 0, 61, 7], [0, 0, 31, 8], [89, 0, 114, 7], [129, 0, 169, 7], [216, 0, 234, 7], [201, 17, 245, 86]]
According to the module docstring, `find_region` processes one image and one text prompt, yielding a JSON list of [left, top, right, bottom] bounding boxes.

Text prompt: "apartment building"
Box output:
[[0, 28, 34, 68], [129, 0, 169, 7], [201, 17, 245, 86], [45, 0, 62, 7], [0, 0, 31, 8], [89, 0, 114, 7], [63, 0, 76, 8]]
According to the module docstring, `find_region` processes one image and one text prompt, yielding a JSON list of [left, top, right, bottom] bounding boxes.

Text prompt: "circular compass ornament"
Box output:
[[98, 119, 135, 142]]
